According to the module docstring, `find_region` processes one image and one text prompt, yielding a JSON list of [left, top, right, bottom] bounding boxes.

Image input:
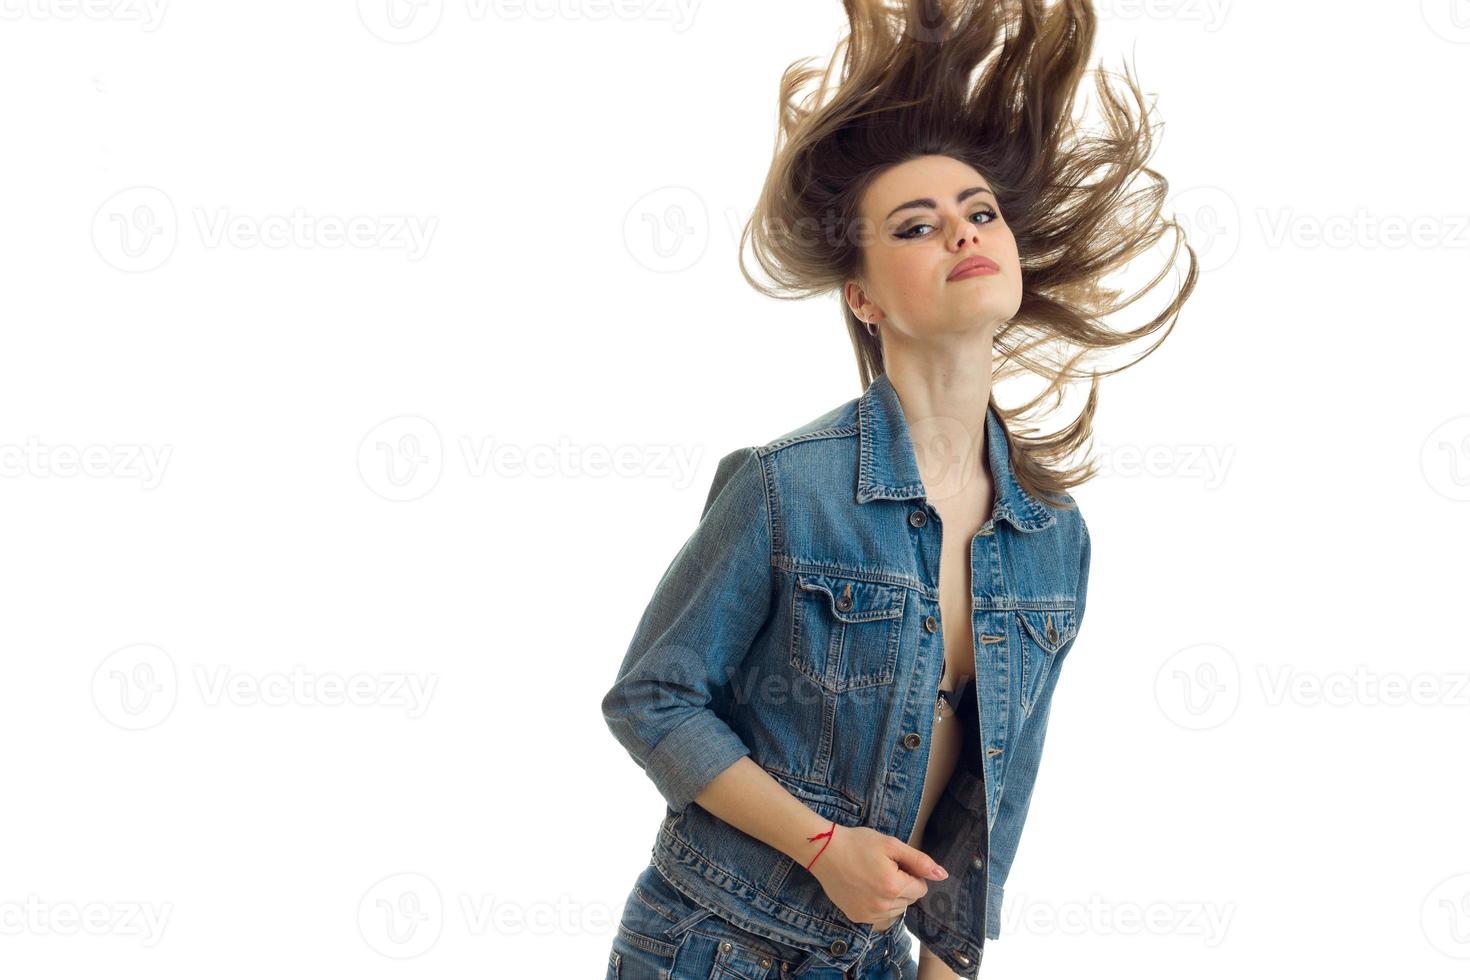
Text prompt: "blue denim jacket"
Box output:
[[601, 372, 1091, 978]]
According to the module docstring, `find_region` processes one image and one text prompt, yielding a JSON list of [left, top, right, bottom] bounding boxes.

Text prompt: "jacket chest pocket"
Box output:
[[790, 573, 905, 693], [1016, 606, 1077, 716]]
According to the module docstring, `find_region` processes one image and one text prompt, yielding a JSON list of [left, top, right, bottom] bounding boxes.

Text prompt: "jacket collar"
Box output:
[[856, 372, 1057, 532]]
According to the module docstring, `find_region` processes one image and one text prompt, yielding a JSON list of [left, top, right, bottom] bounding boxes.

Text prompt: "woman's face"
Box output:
[[846, 154, 1022, 343]]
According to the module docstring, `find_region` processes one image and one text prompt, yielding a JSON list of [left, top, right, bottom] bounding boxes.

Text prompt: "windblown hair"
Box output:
[[739, 0, 1197, 507]]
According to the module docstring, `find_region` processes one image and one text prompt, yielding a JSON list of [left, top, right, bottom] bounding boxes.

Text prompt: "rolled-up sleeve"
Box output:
[[600, 446, 774, 815], [985, 518, 1091, 941]]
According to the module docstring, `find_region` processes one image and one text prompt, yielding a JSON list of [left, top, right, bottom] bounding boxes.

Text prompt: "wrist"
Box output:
[[798, 817, 838, 875], [777, 808, 830, 862]]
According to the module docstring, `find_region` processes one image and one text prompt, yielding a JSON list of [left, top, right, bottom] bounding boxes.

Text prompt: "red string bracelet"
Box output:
[[804, 820, 837, 871]]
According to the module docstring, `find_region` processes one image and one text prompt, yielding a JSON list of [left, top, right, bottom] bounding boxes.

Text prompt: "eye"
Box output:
[[895, 208, 998, 239]]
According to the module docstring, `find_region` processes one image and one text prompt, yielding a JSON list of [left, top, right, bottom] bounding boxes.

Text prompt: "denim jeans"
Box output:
[[606, 860, 918, 979]]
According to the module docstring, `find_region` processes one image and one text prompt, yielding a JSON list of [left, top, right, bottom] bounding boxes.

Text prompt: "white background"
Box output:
[[2, 1, 1468, 977]]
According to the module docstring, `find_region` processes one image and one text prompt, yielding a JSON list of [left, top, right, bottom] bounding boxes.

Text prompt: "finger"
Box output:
[[886, 838, 948, 881], [896, 875, 929, 904]]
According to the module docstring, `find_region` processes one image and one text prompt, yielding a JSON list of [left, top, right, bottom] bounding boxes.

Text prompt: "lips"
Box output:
[[947, 255, 1000, 281]]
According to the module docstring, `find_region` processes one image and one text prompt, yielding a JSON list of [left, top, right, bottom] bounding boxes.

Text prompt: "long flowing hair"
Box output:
[[739, 0, 1198, 506]]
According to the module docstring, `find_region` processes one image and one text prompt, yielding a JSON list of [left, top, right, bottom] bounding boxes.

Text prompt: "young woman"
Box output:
[[601, 2, 1195, 976]]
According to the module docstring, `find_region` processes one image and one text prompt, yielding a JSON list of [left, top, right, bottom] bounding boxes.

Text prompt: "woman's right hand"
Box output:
[[807, 824, 948, 927]]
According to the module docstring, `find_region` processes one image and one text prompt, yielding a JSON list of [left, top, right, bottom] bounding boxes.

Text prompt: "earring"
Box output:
[[865, 319, 879, 338]]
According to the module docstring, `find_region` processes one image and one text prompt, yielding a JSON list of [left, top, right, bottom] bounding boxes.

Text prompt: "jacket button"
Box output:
[[954, 952, 971, 966], [829, 939, 848, 956], [924, 615, 938, 633], [720, 941, 732, 953], [903, 732, 921, 749], [972, 854, 984, 870], [837, 583, 854, 612], [759, 957, 772, 969], [909, 509, 927, 528]]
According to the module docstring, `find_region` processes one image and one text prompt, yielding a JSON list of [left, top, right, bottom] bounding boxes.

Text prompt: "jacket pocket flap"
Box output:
[[795, 573, 904, 624], [1016, 606, 1077, 654]]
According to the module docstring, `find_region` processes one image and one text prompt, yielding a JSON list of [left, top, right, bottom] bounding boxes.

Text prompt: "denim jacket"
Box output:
[[601, 372, 1091, 978]]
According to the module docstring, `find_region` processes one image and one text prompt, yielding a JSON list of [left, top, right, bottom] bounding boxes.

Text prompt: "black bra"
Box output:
[[936, 673, 973, 713]]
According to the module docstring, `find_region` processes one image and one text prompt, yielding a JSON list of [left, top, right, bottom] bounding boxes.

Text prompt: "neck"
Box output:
[[883, 349, 993, 505]]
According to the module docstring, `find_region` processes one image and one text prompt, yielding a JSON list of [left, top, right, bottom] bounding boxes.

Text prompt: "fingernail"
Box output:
[[932, 866, 948, 879]]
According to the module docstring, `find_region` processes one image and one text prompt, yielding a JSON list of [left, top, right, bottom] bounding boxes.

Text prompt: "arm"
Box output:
[[917, 945, 964, 979], [600, 446, 777, 815], [695, 756, 846, 865], [601, 445, 945, 918], [597, 444, 847, 860]]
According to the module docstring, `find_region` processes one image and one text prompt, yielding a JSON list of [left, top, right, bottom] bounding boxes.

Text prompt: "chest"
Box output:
[[928, 473, 994, 685]]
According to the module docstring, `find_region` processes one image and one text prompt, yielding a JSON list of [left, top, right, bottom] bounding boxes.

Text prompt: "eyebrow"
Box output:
[[885, 186, 995, 222]]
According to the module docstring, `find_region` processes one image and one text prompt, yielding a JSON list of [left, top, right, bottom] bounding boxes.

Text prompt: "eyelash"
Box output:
[[896, 208, 997, 239]]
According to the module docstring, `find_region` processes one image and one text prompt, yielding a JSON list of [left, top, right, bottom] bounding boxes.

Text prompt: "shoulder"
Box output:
[[751, 393, 861, 460], [1043, 491, 1089, 555]]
